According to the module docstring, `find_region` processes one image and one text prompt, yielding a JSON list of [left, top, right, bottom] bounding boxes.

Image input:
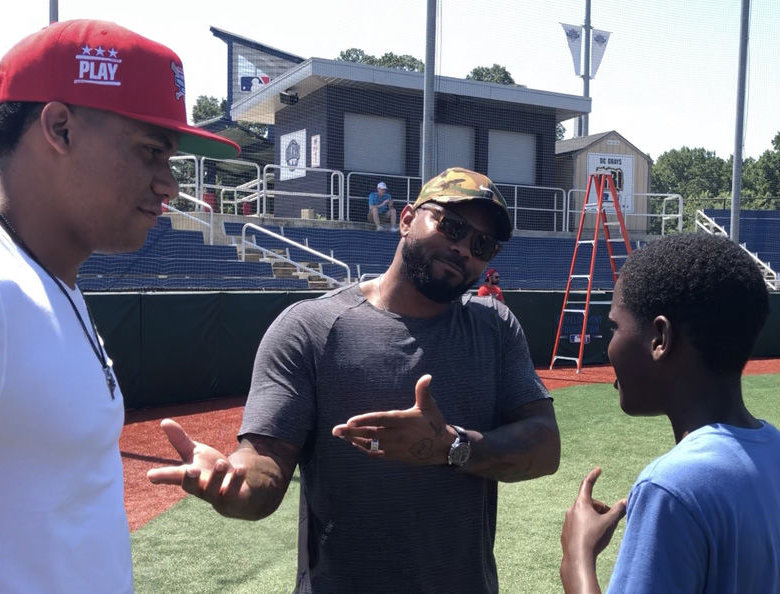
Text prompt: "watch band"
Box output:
[[451, 425, 468, 442]]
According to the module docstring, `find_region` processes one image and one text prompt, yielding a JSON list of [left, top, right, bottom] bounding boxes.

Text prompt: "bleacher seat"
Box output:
[[78, 216, 639, 292], [78, 218, 310, 292]]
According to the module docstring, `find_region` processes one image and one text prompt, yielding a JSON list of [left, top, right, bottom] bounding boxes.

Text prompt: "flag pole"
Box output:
[[581, 0, 592, 137]]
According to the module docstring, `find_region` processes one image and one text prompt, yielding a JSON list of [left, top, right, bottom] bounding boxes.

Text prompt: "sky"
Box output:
[[2, 0, 778, 161]]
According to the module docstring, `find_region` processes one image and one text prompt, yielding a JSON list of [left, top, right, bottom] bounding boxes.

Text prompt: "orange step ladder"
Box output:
[[550, 172, 633, 372]]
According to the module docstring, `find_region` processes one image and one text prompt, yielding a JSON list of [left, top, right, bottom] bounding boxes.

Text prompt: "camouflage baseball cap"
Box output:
[[413, 167, 512, 241]]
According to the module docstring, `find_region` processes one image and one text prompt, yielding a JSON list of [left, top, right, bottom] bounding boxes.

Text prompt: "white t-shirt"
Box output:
[[0, 227, 133, 593]]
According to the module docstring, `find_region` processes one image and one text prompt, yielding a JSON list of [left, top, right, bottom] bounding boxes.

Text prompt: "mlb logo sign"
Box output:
[[240, 75, 270, 91], [568, 334, 591, 344], [74, 45, 122, 86]]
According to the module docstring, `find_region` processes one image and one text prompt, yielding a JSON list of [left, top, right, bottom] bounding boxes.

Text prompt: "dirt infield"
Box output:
[[121, 396, 245, 531], [121, 360, 780, 531]]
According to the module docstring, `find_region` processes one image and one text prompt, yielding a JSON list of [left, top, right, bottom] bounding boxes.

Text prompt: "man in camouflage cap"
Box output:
[[151, 167, 559, 593]]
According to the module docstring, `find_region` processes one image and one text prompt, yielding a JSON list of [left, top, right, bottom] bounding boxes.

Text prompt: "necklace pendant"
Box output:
[[104, 366, 117, 400]]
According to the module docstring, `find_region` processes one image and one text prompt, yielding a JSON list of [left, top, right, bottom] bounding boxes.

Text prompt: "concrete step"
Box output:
[[272, 264, 297, 278]]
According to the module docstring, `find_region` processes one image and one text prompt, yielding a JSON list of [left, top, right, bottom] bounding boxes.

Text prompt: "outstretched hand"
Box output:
[[560, 467, 627, 593], [147, 418, 250, 516], [332, 374, 454, 465]]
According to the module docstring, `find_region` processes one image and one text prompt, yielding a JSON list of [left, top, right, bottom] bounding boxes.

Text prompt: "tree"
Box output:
[[336, 48, 424, 72], [742, 132, 780, 202], [466, 64, 515, 85], [375, 52, 425, 72], [337, 48, 371, 64], [647, 134, 780, 231], [192, 95, 227, 123], [651, 147, 730, 199], [236, 120, 268, 139], [650, 146, 735, 232]]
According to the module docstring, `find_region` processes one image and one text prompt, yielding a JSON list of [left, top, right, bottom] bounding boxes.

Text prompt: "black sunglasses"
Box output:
[[417, 204, 501, 262]]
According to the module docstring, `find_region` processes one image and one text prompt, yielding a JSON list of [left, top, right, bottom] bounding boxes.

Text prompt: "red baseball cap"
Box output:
[[0, 20, 240, 159]]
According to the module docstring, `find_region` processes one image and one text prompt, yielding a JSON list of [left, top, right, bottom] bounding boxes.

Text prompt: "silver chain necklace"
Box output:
[[0, 212, 116, 399], [376, 274, 389, 312]]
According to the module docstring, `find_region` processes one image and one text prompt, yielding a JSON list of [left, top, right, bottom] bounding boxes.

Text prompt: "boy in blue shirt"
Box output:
[[560, 233, 780, 594]]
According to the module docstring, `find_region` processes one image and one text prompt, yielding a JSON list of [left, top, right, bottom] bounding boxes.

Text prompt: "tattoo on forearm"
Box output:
[[409, 439, 434, 460], [471, 424, 558, 481]]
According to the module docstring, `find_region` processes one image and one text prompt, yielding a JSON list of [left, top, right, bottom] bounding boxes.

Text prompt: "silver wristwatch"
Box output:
[[447, 425, 471, 467]]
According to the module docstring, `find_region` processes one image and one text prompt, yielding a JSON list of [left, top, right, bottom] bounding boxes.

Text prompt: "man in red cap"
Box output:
[[478, 267, 504, 303], [149, 167, 559, 593], [0, 20, 238, 593]]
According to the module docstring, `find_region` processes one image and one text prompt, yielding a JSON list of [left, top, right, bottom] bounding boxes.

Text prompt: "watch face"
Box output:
[[449, 442, 471, 466]]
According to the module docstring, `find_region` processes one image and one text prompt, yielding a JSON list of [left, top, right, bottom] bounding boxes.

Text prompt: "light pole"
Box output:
[[421, 0, 437, 182], [730, 0, 750, 244]]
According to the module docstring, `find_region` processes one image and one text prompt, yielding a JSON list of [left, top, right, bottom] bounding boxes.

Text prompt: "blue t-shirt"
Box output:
[[368, 191, 392, 213], [607, 421, 780, 593]]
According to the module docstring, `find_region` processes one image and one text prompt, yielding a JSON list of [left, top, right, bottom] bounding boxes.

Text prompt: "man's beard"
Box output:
[[401, 239, 476, 303]]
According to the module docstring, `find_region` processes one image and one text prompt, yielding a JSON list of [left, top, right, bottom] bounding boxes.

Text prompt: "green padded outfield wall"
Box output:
[[87, 291, 319, 409], [86, 291, 780, 409]]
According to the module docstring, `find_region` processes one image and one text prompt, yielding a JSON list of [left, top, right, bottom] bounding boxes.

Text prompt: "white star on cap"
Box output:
[[108, 48, 118, 58], [81, 45, 92, 55], [95, 46, 105, 56]]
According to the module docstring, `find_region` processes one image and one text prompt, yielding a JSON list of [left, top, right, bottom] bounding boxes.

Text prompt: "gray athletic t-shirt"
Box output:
[[240, 284, 550, 593]]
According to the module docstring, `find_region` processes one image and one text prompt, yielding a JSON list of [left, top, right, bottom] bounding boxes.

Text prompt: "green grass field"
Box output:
[[132, 374, 780, 593]]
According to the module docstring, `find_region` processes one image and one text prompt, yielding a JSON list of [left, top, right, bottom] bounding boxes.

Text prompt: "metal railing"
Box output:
[[239, 222, 352, 285], [695, 210, 779, 290], [660, 194, 684, 234], [261, 165, 345, 219], [495, 182, 567, 233], [170, 155, 200, 198], [177, 156, 690, 238], [162, 192, 214, 244], [202, 158, 262, 215], [345, 172, 571, 234], [565, 189, 683, 235]]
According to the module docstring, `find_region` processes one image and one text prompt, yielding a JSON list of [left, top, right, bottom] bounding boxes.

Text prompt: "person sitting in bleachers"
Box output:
[[368, 181, 397, 231]]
